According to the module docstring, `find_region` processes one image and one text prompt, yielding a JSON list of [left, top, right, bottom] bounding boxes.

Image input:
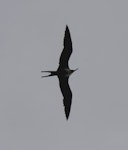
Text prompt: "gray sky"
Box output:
[[0, 0, 128, 149]]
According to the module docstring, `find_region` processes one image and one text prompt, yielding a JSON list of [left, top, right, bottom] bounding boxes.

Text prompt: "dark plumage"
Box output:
[[41, 25, 78, 120]]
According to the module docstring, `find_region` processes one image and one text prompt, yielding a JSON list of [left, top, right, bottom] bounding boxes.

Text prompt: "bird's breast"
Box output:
[[57, 68, 72, 77]]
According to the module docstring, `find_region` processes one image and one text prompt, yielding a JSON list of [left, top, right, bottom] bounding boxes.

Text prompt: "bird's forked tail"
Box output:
[[41, 71, 57, 78]]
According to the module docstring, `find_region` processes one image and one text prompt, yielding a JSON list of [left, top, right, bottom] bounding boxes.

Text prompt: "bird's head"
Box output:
[[71, 68, 78, 73]]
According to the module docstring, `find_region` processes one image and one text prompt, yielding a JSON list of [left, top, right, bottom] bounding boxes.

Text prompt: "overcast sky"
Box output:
[[0, 0, 128, 150]]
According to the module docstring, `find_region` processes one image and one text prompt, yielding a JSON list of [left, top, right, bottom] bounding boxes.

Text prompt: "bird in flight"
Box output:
[[41, 25, 78, 120]]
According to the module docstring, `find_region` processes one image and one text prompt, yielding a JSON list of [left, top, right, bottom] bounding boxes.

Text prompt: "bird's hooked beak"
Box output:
[[71, 68, 78, 74], [74, 68, 78, 72]]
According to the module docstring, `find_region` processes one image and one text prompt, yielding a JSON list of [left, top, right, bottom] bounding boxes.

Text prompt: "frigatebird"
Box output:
[[41, 25, 78, 120]]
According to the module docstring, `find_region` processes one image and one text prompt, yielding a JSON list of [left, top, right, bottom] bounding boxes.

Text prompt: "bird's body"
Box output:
[[41, 25, 77, 120], [41, 68, 76, 77]]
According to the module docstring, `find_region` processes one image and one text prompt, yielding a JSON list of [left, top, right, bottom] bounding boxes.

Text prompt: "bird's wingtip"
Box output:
[[65, 108, 70, 120], [66, 25, 69, 30], [66, 114, 69, 120]]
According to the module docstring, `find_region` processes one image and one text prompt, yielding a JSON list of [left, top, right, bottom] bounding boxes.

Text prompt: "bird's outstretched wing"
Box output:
[[58, 76, 72, 120], [59, 25, 72, 69]]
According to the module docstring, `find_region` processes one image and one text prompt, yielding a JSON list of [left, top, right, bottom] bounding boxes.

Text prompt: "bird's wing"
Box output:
[[59, 25, 72, 69], [58, 76, 72, 120]]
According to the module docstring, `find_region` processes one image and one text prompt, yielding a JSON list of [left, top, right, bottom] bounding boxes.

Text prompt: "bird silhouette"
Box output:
[[41, 25, 78, 120]]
